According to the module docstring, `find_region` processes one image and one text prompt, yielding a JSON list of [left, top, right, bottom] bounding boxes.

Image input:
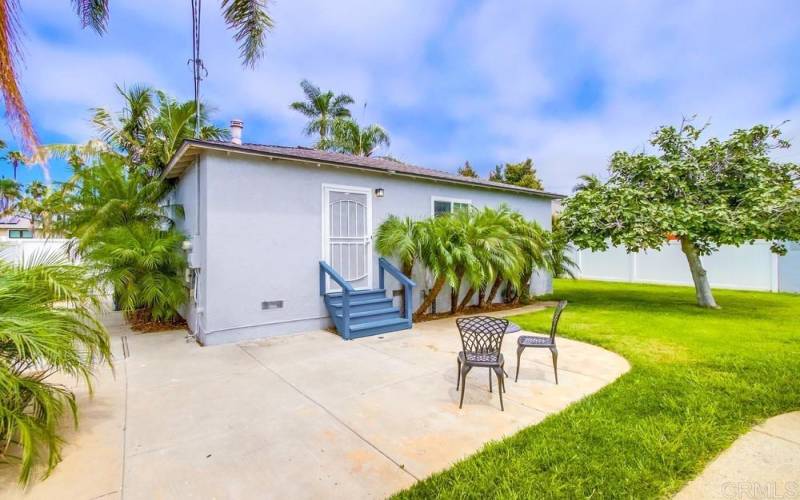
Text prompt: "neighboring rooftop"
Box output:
[[164, 139, 564, 199]]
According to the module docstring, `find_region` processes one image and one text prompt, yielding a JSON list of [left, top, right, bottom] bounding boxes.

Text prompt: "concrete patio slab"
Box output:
[[676, 412, 800, 500], [0, 306, 630, 499]]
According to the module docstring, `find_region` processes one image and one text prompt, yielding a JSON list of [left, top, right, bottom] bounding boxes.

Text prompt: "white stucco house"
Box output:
[[163, 122, 563, 345]]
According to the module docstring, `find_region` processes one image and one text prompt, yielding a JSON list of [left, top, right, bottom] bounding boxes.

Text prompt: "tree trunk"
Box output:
[[414, 275, 447, 321], [477, 286, 486, 308], [512, 270, 534, 305], [450, 276, 462, 314], [485, 276, 503, 307], [457, 287, 476, 312], [680, 238, 719, 308]]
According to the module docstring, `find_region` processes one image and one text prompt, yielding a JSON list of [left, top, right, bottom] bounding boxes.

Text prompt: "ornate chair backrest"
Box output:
[[456, 316, 509, 363], [549, 300, 568, 342]]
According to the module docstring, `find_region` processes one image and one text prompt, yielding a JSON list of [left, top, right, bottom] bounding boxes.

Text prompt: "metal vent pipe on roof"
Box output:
[[230, 119, 243, 145]]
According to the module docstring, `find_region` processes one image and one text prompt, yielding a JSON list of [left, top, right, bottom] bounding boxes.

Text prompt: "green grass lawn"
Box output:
[[397, 279, 800, 499]]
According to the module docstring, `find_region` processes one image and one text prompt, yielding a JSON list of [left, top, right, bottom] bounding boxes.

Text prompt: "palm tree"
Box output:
[[4, 150, 25, 179], [323, 119, 391, 157], [506, 213, 548, 304], [85, 222, 187, 323], [0, 178, 21, 213], [573, 174, 602, 192], [92, 84, 156, 164], [374, 216, 420, 277], [17, 181, 59, 237], [34, 86, 228, 177], [1, 0, 272, 151], [375, 216, 422, 315], [0, 250, 111, 484], [446, 208, 486, 313], [60, 153, 187, 321], [547, 216, 578, 279], [457, 206, 524, 312], [58, 153, 175, 251], [91, 85, 228, 175], [290, 80, 354, 145], [413, 216, 456, 320]]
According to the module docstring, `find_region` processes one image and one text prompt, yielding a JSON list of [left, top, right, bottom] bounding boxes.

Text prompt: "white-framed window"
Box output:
[[8, 229, 33, 239], [431, 196, 472, 217]]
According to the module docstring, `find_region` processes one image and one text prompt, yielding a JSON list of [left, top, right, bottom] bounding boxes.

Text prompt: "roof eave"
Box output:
[[164, 139, 565, 199]]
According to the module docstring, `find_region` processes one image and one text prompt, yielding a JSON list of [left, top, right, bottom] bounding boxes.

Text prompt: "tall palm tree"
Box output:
[[91, 84, 156, 163], [35, 85, 228, 177], [4, 150, 25, 179], [324, 119, 391, 157], [0, 0, 272, 151], [290, 80, 354, 144]]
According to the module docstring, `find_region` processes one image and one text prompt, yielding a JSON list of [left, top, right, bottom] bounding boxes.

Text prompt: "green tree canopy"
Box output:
[[561, 122, 800, 308], [457, 161, 479, 178], [489, 158, 544, 190]]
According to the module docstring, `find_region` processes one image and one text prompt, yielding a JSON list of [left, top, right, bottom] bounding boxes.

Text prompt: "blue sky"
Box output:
[[3, 0, 800, 194]]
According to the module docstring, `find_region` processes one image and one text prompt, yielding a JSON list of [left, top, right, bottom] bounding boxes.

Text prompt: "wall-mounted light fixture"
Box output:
[[374, 187, 385, 198]]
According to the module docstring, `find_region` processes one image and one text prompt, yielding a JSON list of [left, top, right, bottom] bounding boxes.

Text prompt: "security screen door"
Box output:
[[323, 186, 372, 291]]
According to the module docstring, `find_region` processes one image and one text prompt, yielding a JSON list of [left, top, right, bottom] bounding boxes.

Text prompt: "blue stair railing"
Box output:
[[320, 261, 354, 339], [378, 257, 416, 322]]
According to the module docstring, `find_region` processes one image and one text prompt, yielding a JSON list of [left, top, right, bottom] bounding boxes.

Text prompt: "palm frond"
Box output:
[[0, 0, 38, 151], [0, 250, 111, 484], [221, 0, 273, 67], [70, 0, 110, 34]]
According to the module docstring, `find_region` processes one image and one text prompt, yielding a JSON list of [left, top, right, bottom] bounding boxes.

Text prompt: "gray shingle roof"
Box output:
[[164, 139, 564, 199]]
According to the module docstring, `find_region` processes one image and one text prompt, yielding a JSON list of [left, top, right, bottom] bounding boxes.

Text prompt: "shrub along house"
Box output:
[[163, 121, 562, 345]]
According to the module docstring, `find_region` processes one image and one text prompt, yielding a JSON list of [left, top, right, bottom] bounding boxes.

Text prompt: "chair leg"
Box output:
[[495, 367, 504, 411], [459, 365, 471, 409], [515, 345, 524, 382], [489, 368, 492, 393], [456, 358, 461, 390], [501, 363, 506, 393], [550, 346, 559, 384]]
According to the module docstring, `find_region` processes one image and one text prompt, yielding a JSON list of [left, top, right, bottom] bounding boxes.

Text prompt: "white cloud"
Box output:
[[11, 0, 800, 194]]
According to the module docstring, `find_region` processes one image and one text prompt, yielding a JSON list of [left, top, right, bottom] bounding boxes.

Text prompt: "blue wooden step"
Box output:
[[335, 307, 401, 325], [348, 317, 412, 339], [322, 283, 412, 340], [326, 296, 394, 313], [326, 288, 387, 300]]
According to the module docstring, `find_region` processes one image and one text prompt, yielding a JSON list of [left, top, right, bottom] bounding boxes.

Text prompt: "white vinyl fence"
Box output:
[[0, 238, 76, 264], [574, 240, 800, 293]]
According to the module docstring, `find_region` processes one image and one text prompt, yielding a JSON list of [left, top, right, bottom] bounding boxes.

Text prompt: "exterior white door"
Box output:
[[323, 185, 372, 291]]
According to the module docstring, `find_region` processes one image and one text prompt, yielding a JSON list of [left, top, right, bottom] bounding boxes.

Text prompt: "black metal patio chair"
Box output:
[[456, 316, 509, 411], [515, 301, 568, 384]]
